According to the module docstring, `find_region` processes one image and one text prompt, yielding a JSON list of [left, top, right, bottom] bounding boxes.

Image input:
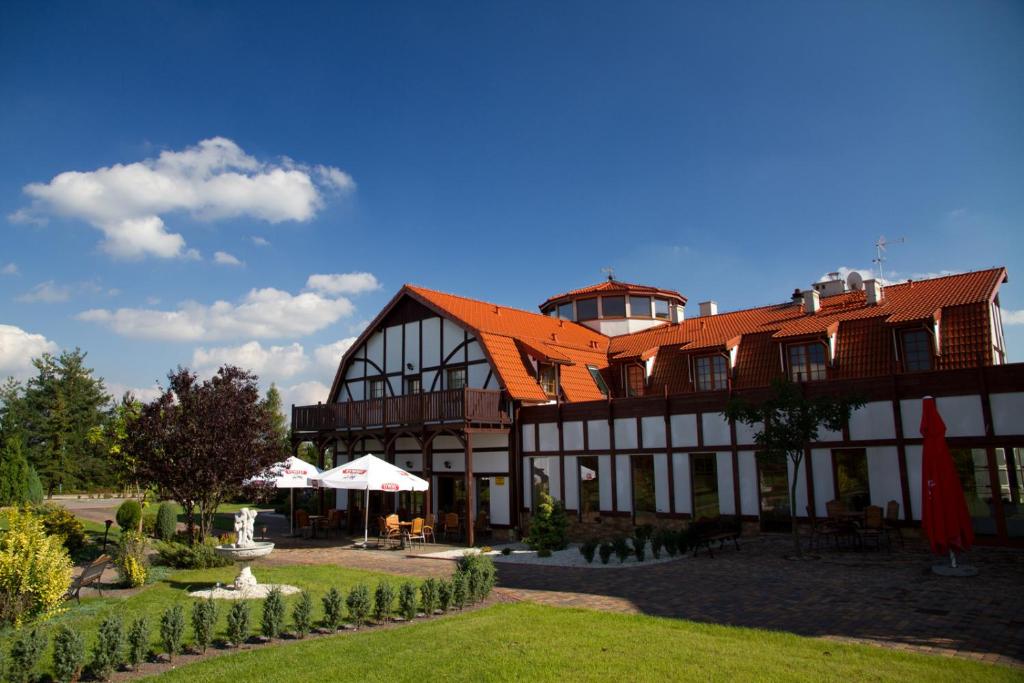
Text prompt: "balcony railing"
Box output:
[[292, 388, 509, 433]]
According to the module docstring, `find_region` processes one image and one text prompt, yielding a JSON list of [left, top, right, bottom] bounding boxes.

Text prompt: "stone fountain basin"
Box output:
[[214, 542, 275, 561]]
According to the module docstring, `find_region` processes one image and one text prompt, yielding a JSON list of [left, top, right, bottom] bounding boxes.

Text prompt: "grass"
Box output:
[[150, 602, 1017, 683]]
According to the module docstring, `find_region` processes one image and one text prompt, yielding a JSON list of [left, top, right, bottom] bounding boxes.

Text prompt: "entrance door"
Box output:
[[436, 476, 467, 516], [757, 452, 791, 532]]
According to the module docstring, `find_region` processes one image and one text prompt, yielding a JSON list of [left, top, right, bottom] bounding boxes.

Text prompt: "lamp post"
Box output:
[[102, 519, 113, 552]]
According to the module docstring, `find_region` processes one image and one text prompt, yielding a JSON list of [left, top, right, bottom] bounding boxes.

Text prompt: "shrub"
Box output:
[[373, 581, 395, 623], [598, 541, 613, 565], [500, 547, 512, 556], [451, 571, 468, 609], [346, 584, 371, 628], [537, 548, 552, 557], [141, 510, 158, 536], [612, 537, 631, 564], [155, 538, 231, 569], [457, 554, 496, 603], [25, 468, 43, 506], [293, 591, 313, 638], [191, 597, 218, 653], [226, 601, 250, 647], [321, 588, 345, 631], [632, 535, 646, 562], [38, 504, 87, 553], [159, 604, 185, 660], [634, 523, 654, 547], [52, 624, 85, 683], [419, 578, 439, 616], [580, 539, 599, 564], [8, 626, 47, 683], [662, 529, 678, 557], [261, 587, 286, 639], [115, 531, 149, 587], [650, 531, 664, 559], [0, 507, 73, 626], [436, 579, 453, 612], [116, 500, 142, 532], [89, 613, 125, 680], [0, 436, 31, 507], [398, 581, 418, 620], [155, 502, 177, 540], [126, 616, 150, 667], [527, 490, 569, 551], [676, 527, 690, 554]]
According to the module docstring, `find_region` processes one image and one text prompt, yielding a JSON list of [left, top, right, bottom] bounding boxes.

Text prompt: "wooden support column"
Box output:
[[466, 432, 475, 547], [423, 437, 433, 521], [317, 440, 327, 515]]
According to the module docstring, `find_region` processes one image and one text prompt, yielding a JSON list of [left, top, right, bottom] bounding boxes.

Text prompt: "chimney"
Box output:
[[698, 301, 718, 317], [803, 289, 820, 314], [865, 279, 883, 305], [791, 288, 803, 304]]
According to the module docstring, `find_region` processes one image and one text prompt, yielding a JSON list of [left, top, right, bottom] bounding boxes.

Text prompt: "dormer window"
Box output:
[[625, 364, 646, 397], [901, 329, 933, 372], [695, 355, 728, 391], [788, 342, 827, 382], [587, 365, 609, 397], [538, 363, 557, 397]]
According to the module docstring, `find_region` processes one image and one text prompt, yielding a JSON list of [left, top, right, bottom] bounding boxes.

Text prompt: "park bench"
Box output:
[[690, 516, 741, 558], [66, 554, 111, 603]]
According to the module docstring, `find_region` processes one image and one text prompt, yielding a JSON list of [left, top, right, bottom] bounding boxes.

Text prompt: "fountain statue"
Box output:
[[189, 507, 299, 599]]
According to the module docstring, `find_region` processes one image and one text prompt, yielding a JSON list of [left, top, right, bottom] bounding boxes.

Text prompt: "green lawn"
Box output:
[[151, 602, 1017, 683]]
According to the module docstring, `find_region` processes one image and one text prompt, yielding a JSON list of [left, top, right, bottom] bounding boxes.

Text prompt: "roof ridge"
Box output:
[[880, 266, 1004, 290]]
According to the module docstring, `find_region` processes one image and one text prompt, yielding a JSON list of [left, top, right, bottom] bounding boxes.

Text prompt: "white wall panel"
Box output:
[[385, 325, 402, 373], [548, 458, 562, 503], [442, 319, 464, 361], [348, 382, 364, 401], [421, 317, 441, 367], [615, 455, 632, 512], [422, 370, 437, 393], [901, 395, 984, 438], [394, 437, 420, 452], [653, 453, 670, 513], [670, 414, 698, 447], [991, 392, 1024, 436], [538, 423, 559, 451], [614, 418, 638, 450], [735, 421, 760, 446], [404, 322, 420, 372], [468, 363, 489, 389], [432, 435, 462, 450], [641, 416, 666, 448], [473, 433, 509, 449], [563, 421, 584, 451], [522, 425, 535, 452], [396, 453, 422, 471], [488, 476, 510, 525], [905, 445, 922, 519], [563, 456, 579, 510], [345, 363, 363, 380], [472, 451, 507, 472], [787, 455, 809, 519], [598, 455, 613, 511], [702, 413, 731, 447], [816, 426, 843, 442], [672, 453, 691, 514], [366, 332, 384, 370], [433, 452, 465, 472], [522, 464, 531, 509], [738, 452, 758, 515], [866, 447, 902, 509], [466, 338, 485, 362], [810, 449, 833, 516], [849, 401, 896, 441], [716, 452, 735, 515], [587, 421, 610, 450]]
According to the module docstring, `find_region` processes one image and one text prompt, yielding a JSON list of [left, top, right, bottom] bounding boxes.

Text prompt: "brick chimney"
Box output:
[[803, 289, 821, 314]]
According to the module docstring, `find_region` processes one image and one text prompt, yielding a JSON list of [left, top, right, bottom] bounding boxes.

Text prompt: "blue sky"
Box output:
[[1, 1, 1022, 406]]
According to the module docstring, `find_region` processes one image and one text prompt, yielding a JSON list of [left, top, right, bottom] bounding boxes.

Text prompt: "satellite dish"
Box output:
[[847, 271, 864, 291]]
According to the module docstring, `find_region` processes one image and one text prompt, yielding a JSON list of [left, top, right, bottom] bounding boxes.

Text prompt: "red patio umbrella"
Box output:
[[920, 396, 974, 565]]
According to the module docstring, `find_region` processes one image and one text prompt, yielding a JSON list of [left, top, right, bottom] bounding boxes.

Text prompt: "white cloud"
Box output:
[[279, 381, 330, 410], [214, 251, 244, 266], [251, 236, 270, 247], [106, 381, 163, 404], [818, 266, 877, 285], [76, 286, 355, 342], [192, 341, 309, 380], [306, 272, 380, 296], [0, 324, 59, 381], [14, 137, 355, 260], [314, 337, 357, 372], [1003, 310, 1024, 326], [16, 280, 72, 303], [348, 319, 371, 335], [1, 263, 18, 276]]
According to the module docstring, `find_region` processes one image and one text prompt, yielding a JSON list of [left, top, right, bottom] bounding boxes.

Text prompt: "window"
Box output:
[[691, 453, 719, 520], [544, 306, 556, 317], [625, 364, 646, 397], [629, 295, 651, 318], [578, 456, 600, 522], [632, 455, 656, 521], [695, 355, 728, 391], [576, 297, 599, 320], [405, 376, 421, 394], [951, 448, 997, 535], [446, 367, 467, 390], [654, 299, 670, 319], [531, 457, 553, 511], [757, 452, 790, 532], [557, 301, 575, 320], [601, 295, 625, 318], [833, 449, 870, 511], [538, 363, 557, 397], [788, 342, 827, 382], [901, 329, 932, 371], [368, 378, 386, 399], [586, 365, 609, 397]]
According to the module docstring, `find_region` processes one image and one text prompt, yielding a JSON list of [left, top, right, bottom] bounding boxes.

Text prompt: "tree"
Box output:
[[264, 384, 290, 455], [724, 378, 863, 558], [92, 393, 143, 495], [125, 366, 282, 542], [0, 436, 31, 506]]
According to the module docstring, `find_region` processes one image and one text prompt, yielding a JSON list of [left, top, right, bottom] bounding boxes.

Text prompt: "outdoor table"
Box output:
[[397, 521, 413, 549], [308, 515, 327, 539]]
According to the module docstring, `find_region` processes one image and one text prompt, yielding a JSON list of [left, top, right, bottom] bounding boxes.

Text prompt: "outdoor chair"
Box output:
[[408, 517, 427, 546], [884, 500, 905, 548], [806, 506, 840, 551], [690, 516, 741, 558], [422, 514, 436, 543], [295, 509, 312, 538], [65, 554, 111, 603], [377, 516, 400, 548], [474, 510, 491, 539], [858, 505, 889, 551], [443, 512, 460, 541], [326, 509, 344, 538]]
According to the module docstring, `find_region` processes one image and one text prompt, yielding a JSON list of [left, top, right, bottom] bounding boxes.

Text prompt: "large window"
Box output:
[[576, 297, 598, 320], [757, 452, 790, 532], [901, 329, 933, 371], [601, 296, 626, 318], [625, 364, 646, 397], [632, 455, 656, 522], [368, 378, 386, 399], [531, 457, 553, 510], [788, 342, 827, 382], [695, 355, 728, 391], [557, 301, 575, 320], [654, 298, 670, 320], [446, 367, 467, 390], [538, 363, 557, 397], [833, 449, 870, 511], [691, 453, 719, 520], [587, 365, 609, 397], [405, 376, 421, 394], [951, 448, 997, 535], [578, 456, 600, 522], [629, 296, 652, 318]]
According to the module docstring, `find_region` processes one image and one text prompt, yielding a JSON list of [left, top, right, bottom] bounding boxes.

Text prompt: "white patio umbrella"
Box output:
[[312, 453, 429, 547], [250, 456, 321, 536]]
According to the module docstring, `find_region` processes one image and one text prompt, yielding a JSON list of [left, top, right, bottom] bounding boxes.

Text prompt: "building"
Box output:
[[292, 267, 1024, 546]]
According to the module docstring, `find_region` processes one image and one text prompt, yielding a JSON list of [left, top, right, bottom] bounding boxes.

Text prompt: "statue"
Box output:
[[233, 507, 258, 548]]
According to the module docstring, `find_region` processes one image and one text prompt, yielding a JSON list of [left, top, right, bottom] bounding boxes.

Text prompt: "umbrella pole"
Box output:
[[363, 488, 369, 548], [949, 549, 957, 569], [290, 488, 294, 537]]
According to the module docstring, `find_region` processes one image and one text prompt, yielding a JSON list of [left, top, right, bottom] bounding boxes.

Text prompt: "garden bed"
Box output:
[[421, 543, 688, 568]]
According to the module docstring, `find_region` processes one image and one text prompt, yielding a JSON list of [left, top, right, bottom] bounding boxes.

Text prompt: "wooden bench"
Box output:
[[690, 517, 741, 558], [66, 554, 111, 603]]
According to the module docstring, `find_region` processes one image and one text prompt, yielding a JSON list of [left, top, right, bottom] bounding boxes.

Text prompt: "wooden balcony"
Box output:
[[292, 388, 510, 433]]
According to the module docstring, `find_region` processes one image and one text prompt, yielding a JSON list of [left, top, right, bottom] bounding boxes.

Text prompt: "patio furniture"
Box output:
[[66, 554, 111, 603], [856, 505, 889, 551], [884, 500, 905, 548], [295, 509, 313, 538], [474, 510, 491, 539], [376, 516, 400, 548], [325, 509, 344, 537], [443, 513, 461, 541], [408, 517, 427, 546], [691, 516, 740, 558], [806, 505, 841, 550], [422, 514, 436, 543]]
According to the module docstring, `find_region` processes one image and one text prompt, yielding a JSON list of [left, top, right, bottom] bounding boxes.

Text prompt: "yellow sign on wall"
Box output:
[[495, 477, 505, 486]]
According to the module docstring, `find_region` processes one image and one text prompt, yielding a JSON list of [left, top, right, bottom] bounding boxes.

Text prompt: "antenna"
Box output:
[[601, 266, 615, 282], [872, 235, 905, 284]]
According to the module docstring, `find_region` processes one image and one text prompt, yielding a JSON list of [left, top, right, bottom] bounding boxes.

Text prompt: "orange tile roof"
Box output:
[[541, 279, 686, 308]]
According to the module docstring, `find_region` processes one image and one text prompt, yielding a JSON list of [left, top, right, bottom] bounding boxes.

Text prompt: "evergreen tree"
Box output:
[[263, 384, 290, 457], [0, 436, 31, 505]]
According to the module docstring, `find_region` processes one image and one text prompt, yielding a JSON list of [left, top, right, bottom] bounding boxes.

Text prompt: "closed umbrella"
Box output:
[[312, 453, 429, 547], [250, 456, 321, 536], [920, 396, 974, 570]]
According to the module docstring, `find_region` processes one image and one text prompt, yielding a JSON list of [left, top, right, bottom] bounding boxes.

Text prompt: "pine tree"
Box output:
[[0, 436, 31, 505]]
